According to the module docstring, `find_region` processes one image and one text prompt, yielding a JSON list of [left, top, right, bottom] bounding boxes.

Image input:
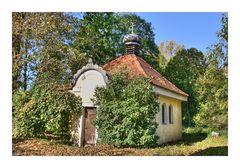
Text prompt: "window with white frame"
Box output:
[[162, 103, 167, 124], [169, 105, 174, 124]]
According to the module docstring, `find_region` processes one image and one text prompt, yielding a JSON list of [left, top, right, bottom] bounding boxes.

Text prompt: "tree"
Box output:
[[94, 71, 158, 147], [158, 40, 184, 70], [194, 61, 227, 131], [217, 14, 228, 75], [12, 13, 32, 91], [163, 48, 206, 127], [194, 14, 228, 131], [118, 13, 159, 69], [13, 12, 160, 92], [12, 12, 79, 92], [74, 12, 159, 69]]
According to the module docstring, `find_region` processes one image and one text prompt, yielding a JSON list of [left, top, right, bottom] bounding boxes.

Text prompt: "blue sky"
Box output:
[[135, 12, 226, 53]]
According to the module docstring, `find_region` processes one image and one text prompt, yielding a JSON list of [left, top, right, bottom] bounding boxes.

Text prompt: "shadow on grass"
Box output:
[[181, 132, 208, 145], [160, 132, 208, 147], [191, 146, 228, 156]]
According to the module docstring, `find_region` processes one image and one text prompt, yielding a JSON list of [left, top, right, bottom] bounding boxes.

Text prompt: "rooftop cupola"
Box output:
[[123, 23, 141, 55]]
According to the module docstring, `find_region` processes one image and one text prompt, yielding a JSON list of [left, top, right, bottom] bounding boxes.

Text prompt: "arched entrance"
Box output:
[[71, 59, 108, 146]]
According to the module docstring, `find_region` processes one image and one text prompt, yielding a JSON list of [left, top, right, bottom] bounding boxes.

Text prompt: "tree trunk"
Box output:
[[22, 39, 28, 91], [12, 35, 22, 92]]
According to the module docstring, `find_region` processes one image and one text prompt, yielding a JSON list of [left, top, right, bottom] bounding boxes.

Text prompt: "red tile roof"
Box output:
[[103, 54, 188, 97]]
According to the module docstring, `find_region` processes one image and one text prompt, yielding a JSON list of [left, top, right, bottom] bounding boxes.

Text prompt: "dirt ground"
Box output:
[[12, 134, 228, 156], [12, 138, 143, 156]]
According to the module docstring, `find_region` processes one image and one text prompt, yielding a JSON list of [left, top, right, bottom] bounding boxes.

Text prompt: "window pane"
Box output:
[[162, 105, 165, 124], [169, 105, 173, 124], [162, 104, 167, 124]]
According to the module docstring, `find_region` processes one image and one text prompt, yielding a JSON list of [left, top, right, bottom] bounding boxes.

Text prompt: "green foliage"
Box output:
[[12, 12, 159, 93], [163, 48, 206, 127], [12, 82, 82, 139], [12, 92, 46, 138], [194, 62, 228, 131], [118, 13, 159, 69], [74, 12, 159, 68], [217, 14, 228, 50], [158, 54, 168, 73], [158, 40, 184, 71], [183, 127, 205, 135], [194, 14, 228, 132], [12, 12, 79, 92], [94, 72, 158, 147]]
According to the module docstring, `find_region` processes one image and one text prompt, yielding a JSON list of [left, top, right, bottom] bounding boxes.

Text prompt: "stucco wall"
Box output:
[[155, 95, 182, 144], [72, 70, 106, 107]]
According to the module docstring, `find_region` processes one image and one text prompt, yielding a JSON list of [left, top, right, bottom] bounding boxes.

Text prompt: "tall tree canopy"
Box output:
[[194, 14, 228, 131], [194, 61, 227, 130], [74, 12, 159, 69], [158, 40, 184, 71], [12, 12, 79, 92], [12, 12, 159, 92], [163, 48, 206, 127]]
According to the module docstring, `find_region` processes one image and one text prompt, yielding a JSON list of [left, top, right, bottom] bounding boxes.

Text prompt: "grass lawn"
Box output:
[[12, 132, 227, 156]]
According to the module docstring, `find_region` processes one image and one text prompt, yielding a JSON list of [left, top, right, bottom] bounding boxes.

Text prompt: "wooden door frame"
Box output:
[[79, 107, 97, 147], [79, 107, 85, 147]]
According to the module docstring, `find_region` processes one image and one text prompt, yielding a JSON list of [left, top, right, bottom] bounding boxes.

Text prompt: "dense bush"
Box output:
[[94, 72, 159, 147], [12, 83, 82, 139], [12, 91, 45, 138], [194, 63, 228, 131]]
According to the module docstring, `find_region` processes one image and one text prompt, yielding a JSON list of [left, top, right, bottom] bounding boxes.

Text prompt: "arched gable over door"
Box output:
[[71, 59, 109, 107]]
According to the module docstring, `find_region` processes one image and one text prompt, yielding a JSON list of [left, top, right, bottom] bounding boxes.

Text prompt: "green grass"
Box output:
[[151, 134, 227, 156]]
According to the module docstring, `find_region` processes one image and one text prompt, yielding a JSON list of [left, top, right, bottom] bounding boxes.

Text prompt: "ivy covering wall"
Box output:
[[94, 72, 159, 147], [12, 82, 82, 140]]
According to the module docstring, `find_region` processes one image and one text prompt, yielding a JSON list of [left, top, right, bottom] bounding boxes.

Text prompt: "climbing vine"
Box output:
[[12, 82, 82, 140], [94, 71, 159, 147]]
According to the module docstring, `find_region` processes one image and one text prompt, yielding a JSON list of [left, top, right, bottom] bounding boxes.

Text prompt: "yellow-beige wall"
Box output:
[[155, 95, 182, 144]]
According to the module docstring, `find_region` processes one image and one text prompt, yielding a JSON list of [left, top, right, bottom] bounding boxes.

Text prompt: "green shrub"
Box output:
[[13, 93, 45, 138], [194, 63, 228, 131], [94, 72, 158, 147], [12, 83, 82, 139], [183, 127, 204, 135]]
